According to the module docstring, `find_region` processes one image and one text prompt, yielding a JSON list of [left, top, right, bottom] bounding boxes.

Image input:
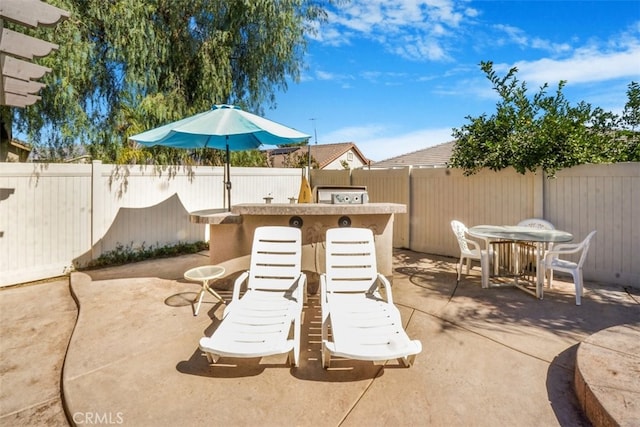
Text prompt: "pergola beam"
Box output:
[[0, 0, 69, 108], [3, 75, 46, 94], [1, 54, 51, 81], [0, 0, 70, 28], [1, 28, 59, 59]]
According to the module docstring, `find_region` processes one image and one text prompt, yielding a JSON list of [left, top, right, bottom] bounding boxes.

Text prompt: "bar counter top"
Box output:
[[233, 202, 406, 215], [190, 203, 406, 224]]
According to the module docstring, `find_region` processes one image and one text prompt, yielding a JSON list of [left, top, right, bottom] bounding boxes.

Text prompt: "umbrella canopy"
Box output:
[[129, 104, 310, 210], [129, 104, 310, 150]]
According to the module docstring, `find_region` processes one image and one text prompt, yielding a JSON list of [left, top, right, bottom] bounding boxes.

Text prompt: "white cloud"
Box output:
[[318, 0, 474, 62], [493, 24, 528, 47], [483, 22, 640, 90], [308, 25, 347, 46], [314, 70, 354, 82], [361, 70, 410, 84], [492, 24, 573, 55], [530, 37, 571, 54], [512, 45, 640, 86], [464, 7, 479, 18], [322, 124, 387, 142], [315, 70, 336, 81], [321, 124, 454, 161], [394, 35, 451, 61]]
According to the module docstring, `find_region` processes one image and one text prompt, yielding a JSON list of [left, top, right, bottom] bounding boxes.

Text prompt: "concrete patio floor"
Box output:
[[1, 249, 638, 426]]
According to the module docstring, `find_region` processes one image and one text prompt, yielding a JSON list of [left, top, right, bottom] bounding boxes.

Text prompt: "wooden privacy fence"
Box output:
[[1, 161, 638, 287], [0, 161, 303, 286], [312, 163, 639, 287]]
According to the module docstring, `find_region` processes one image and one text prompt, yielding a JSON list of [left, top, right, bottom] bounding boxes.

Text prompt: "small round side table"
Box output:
[[183, 265, 226, 316]]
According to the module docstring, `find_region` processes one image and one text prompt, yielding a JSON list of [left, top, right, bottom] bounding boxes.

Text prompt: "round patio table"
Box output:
[[468, 225, 573, 299], [184, 265, 226, 316]]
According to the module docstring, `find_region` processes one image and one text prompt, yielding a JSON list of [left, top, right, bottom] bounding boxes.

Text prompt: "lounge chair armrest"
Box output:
[[232, 271, 250, 301], [376, 273, 394, 305], [295, 272, 307, 305], [319, 273, 330, 343], [319, 274, 327, 303]]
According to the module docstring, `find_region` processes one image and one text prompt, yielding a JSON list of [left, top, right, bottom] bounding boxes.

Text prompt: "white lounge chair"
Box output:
[[320, 227, 422, 368], [199, 226, 306, 367]]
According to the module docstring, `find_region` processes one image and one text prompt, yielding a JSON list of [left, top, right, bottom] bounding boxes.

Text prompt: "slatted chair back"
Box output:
[[247, 226, 302, 292], [325, 227, 378, 294]]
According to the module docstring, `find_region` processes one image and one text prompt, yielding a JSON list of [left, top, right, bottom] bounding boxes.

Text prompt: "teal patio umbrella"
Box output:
[[129, 104, 310, 210]]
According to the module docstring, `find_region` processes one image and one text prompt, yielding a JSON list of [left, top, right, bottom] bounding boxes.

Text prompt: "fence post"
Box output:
[[91, 160, 103, 261], [533, 168, 544, 219]]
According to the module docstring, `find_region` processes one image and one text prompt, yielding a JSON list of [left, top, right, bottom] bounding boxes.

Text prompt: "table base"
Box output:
[[193, 284, 226, 316], [184, 265, 226, 316], [489, 241, 543, 299]]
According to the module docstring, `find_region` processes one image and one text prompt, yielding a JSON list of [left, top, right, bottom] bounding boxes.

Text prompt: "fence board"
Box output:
[[1, 163, 92, 285], [309, 169, 350, 189], [352, 167, 410, 248]]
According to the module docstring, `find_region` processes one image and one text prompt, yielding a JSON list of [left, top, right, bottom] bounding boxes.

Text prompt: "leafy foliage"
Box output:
[[9, 0, 334, 164], [81, 241, 209, 269], [231, 149, 269, 167], [449, 61, 639, 176], [283, 148, 319, 168], [622, 81, 640, 130]]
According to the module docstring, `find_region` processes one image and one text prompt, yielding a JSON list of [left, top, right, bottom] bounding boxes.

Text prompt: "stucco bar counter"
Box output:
[[190, 203, 406, 289]]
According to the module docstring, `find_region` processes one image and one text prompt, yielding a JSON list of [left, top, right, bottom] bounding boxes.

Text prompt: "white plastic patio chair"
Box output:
[[451, 220, 490, 288], [542, 230, 597, 305], [320, 227, 422, 368], [198, 226, 306, 367]]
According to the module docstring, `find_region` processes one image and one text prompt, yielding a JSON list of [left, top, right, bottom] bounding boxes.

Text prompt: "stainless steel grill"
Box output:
[[312, 185, 369, 204]]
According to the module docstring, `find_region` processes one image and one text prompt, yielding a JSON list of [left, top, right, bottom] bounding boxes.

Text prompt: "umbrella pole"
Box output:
[[225, 143, 231, 212]]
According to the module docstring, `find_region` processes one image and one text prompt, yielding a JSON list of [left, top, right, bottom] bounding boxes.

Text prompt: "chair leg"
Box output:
[[574, 270, 583, 305], [204, 352, 219, 364], [321, 308, 331, 368], [457, 256, 463, 280], [292, 317, 301, 367], [322, 344, 331, 369], [399, 354, 416, 368]]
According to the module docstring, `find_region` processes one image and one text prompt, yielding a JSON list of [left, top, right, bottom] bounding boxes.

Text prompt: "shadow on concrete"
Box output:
[[546, 345, 591, 427], [393, 249, 639, 340]]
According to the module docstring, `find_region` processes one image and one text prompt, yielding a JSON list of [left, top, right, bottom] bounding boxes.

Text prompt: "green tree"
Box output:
[[618, 81, 640, 161], [231, 149, 269, 167], [7, 0, 334, 163], [622, 81, 640, 130], [449, 61, 638, 176], [288, 149, 318, 168]]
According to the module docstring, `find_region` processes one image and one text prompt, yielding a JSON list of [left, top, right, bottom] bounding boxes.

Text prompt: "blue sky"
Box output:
[[265, 0, 640, 162]]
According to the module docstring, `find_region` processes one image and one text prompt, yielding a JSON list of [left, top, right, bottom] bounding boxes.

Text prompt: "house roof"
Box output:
[[268, 142, 370, 169], [370, 140, 456, 168]]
